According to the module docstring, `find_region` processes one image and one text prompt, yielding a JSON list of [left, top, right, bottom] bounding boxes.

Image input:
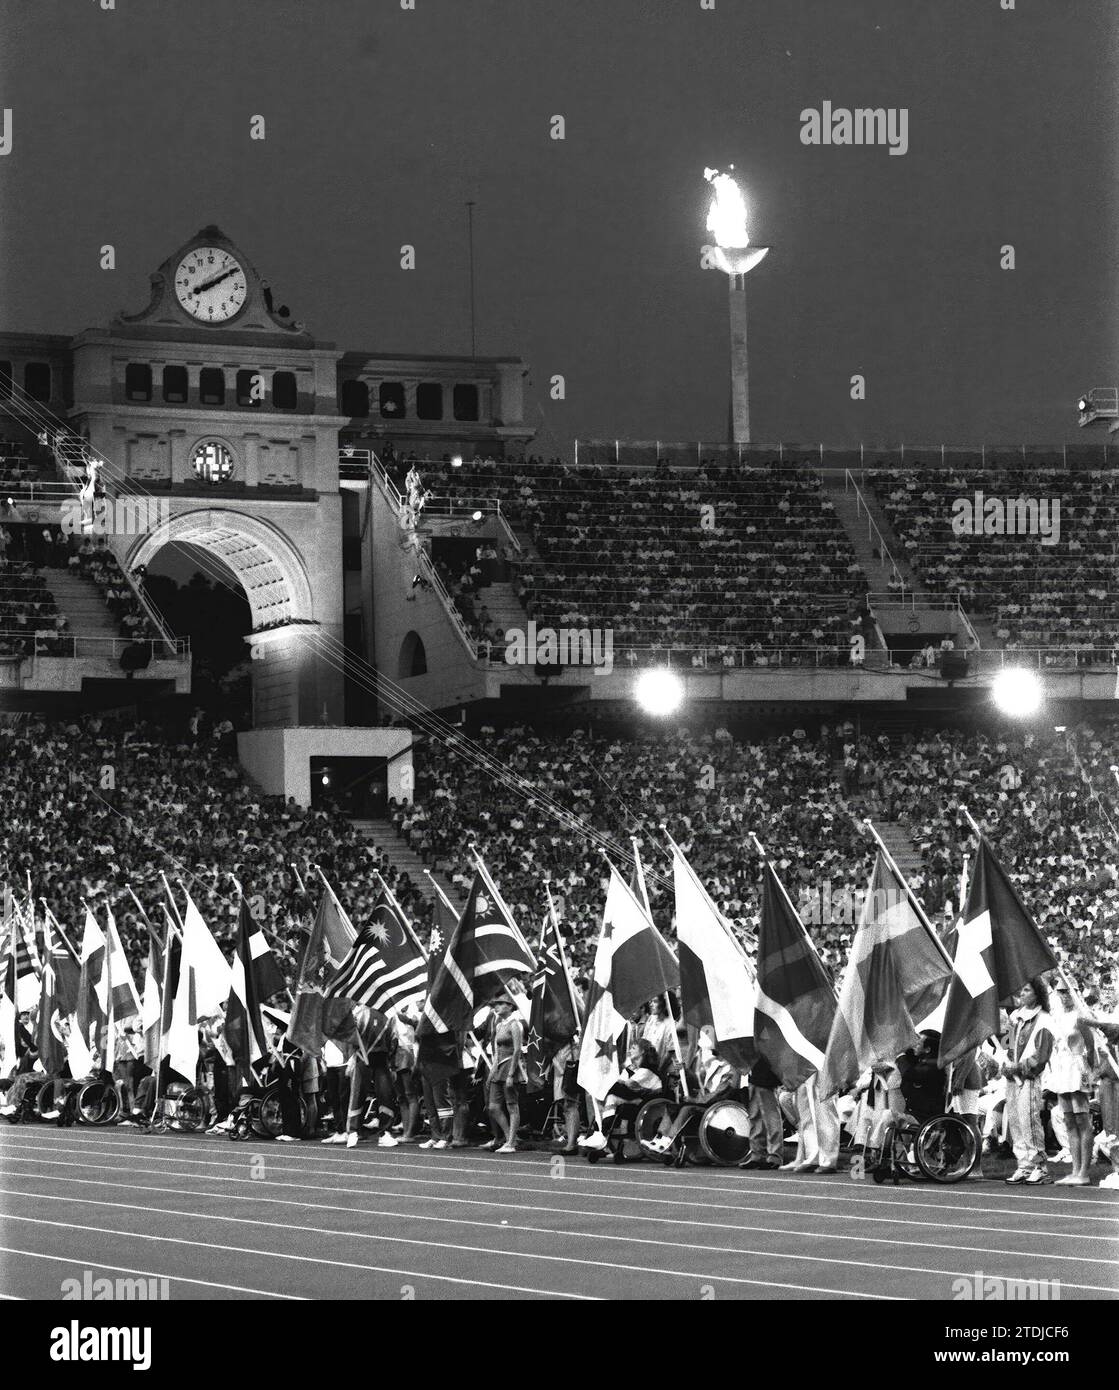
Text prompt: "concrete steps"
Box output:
[[350, 817, 465, 914], [474, 579, 527, 640], [870, 817, 924, 880], [42, 570, 120, 639]]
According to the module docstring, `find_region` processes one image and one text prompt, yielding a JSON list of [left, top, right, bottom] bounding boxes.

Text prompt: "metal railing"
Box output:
[[574, 440, 1119, 471], [0, 632, 191, 661], [843, 469, 906, 596]]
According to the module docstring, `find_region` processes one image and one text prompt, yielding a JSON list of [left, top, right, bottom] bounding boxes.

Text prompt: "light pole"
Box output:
[[703, 167, 770, 445]]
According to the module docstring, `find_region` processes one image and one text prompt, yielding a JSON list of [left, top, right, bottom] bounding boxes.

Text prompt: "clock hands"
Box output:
[[193, 266, 240, 296]]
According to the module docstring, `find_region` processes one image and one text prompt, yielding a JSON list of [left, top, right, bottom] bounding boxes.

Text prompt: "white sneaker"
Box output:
[[419, 1138, 438, 1150], [378, 1134, 398, 1148], [582, 1131, 608, 1151], [345, 1132, 359, 1149], [40, 1109, 60, 1120], [432, 1139, 448, 1149], [1098, 1172, 1119, 1190], [496, 1143, 517, 1154], [0, 1104, 17, 1116], [275, 1134, 297, 1143], [1051, 1149, 1071, 1165], [321, 1132, 346, 1144]]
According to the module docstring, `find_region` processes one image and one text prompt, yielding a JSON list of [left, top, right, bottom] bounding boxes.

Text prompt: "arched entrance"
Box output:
[[124, 508, 340, 727]]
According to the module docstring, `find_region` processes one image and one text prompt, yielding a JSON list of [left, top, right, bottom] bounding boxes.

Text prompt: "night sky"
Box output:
[[1, 0, 1115, 459]]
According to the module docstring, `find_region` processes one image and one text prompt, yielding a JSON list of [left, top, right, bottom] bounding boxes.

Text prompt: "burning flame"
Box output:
[[704, 166, 750, 249]]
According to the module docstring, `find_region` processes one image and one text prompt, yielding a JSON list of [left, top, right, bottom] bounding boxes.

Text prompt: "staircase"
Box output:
[[350, 818, 465, 913], [871, 817, 924, 881], [474, 578, 528, 642], [824, 471, 919, 595], [43, 570, 120, 641]]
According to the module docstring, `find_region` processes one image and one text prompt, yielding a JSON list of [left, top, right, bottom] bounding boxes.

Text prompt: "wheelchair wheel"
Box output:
[[699, 1100, 752, 1167], [229, 1112, 252, 1141], [635, 1097, 675, 1152], [916, 1113, 978, 1183], [77, 1080, 121, 1126], [36, 1081, 61, 1120], [175, 1087, 208, 1133], [255, 1093, 284, 1139]]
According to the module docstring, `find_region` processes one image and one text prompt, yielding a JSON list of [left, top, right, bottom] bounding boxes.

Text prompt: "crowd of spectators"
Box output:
[[4, 705, 1118, 1000], [870, 468, 1119, 661], [392, 456, 871, 667]]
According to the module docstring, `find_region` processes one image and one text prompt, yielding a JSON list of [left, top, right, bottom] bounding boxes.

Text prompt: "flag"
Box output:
[[672, 844, 756, 1070], [602, 864, 678, 1020], [525, 912, 581, 1091], [74, 907, 107, 1048], [820, 851, 951, 1097], [287, 887, 356, 1055], [141, 923, 164, 1071], [239, 903, 285, 1002], [419, 870, 536, 1039], [225, 898, 270, 1071], [35, 935, 67, 1076], [8, 891, 41, 1011], [161, 927, 199, 1087], [325, 893, 427, 1014], [576, 870, 633, 1102], [103, 906, 141, 1022], [180, 890, 232, 1019], [754, 861, 837, 1088], [0, 906, 17, 1071], [938, 836, 1059, 1067]]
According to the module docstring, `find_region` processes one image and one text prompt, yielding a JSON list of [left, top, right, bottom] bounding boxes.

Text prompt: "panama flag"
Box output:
[[577, 862, 677, 1101], [672, 843, 756, 1071], [754, 861, 837, 1088], [938, 836, 1058, 1067]]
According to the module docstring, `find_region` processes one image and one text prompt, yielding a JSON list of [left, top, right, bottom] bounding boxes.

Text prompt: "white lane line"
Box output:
[[0, 1246, 305, 1300], [9, 1130, 1115, 1217], [6, 1165, 1116, 1272], [5, 1150, 1114, 1247], [1, 1211, 600, 1301], [2, 1194, 902, 1300]]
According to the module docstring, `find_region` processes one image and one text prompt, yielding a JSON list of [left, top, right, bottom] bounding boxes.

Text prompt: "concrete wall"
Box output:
[[237, 725, 414, 807]]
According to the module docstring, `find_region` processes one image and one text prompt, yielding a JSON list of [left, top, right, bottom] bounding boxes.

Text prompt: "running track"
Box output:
[[1, 1127, 1116, 1300]]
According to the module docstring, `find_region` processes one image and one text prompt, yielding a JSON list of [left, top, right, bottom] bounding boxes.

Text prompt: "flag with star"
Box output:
[[938, 836, 1057, 1067], [325, 892, 427, 1014], [287, 886, 357, 1055], [525, 912, 581, 1091], [578, 863, 677, 1102]]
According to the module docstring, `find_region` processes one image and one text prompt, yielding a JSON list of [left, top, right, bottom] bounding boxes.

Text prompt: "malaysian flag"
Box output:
[[419, 868, 536, 1038], [325, 892, 427, 1015]]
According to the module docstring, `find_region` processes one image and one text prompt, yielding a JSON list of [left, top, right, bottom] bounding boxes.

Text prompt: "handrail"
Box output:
[[844, 468, 906, 600], [0, 633, 191, 660]]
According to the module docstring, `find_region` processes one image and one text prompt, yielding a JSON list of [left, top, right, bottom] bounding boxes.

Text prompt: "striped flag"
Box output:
[[754, 861, 836, 1088], [820, 851, 951, 1097], [325, 893, 427, 1014], [938, 836, 1058, 1067], [0, 903, 17, 1070], [672, 843, 756, 1071], [5, 888, 41, 1010], [419, 869, 536, 1039], [225, 898, 270, 1071]]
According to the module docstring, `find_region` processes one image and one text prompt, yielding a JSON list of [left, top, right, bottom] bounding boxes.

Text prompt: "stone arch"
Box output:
[[399, 629, 427, 677], [125, 507, 314, 631]]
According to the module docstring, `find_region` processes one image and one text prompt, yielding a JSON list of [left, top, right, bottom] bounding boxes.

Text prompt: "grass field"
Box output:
[[1, 1125, 1116, 1301]]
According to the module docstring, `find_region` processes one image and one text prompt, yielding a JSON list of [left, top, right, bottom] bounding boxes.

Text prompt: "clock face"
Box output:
[[174, 247, 248, 323]]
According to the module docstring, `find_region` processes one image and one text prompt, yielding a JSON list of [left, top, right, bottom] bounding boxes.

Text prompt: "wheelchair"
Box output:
[[639, 1097, 754, 1169], [866, 1111, 979, 1185], [146, 1080, 210, 1134], [228, 1085, 307, 1141], [585, 1095, 675, 1164], [3, 1076, 48, 1124], [74, 1078, 122, 1126]]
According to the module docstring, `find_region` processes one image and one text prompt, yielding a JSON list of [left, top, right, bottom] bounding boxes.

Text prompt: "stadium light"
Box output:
[[471, 510, 483, 522], [451, 455, 463, 468], [635, 667, 685, 717], [703, 166, 770, 445], [991, 667, 1043, 717]]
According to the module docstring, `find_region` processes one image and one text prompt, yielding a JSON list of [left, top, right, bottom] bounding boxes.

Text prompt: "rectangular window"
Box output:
[[416, 382, 443, 420], [25, 362, 52, 402], [379, 382, 405, 418], [199, 367, 225, 405], [341, 379, 369, 417], [453, 383, 480, 421], [162, 365, 188, 403], [273, 371, 298, 411]]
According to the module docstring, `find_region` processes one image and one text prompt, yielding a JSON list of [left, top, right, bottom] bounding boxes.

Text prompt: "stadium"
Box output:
[[0, 0, 1116, 1334]]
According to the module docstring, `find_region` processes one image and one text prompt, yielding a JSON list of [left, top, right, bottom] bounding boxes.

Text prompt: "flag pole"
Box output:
[[290, 863, 307, 896], [159, 872, 185, 933], [422, 869, 458, 918], [149, 903, 179, 1134], [312, 864, 356, 935], [373, 869, 429, 962], [750, 832, 839, 1001], [544, 881, 583, 1030], [630, 836, 653, 919], [862, 819, 954, 969], [39, 901, 80, 964], [470, 848, 538, 965]]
